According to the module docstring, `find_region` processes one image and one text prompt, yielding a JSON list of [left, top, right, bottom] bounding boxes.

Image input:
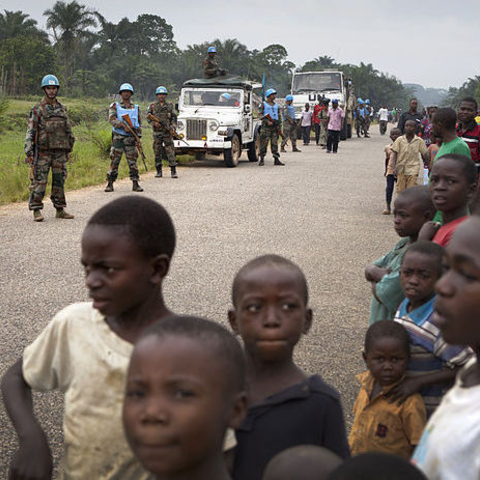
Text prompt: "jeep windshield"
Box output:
[[182, 89, 242, 108], [292, 73, 342, 93]]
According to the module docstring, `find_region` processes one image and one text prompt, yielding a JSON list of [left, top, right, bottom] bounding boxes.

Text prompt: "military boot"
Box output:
[[274, 158, 285, 166], [104, 180, 114, 192], [171, 166, 178, 178], [258, 157, 265, 166], [33, 210, 44, 222], [292, 147, 302, 152], [280, 147, 286, 153], [56, 208, 74, 219], [155, 166, 163, 178], [132, 180, 144, 192]]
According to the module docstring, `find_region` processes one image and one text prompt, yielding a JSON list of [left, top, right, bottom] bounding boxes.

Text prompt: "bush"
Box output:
[[67, 105, 105, 126], [76, 122, 112, 160]]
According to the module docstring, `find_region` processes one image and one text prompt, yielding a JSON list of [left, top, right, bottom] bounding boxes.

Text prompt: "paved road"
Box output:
[[0, 127, 400, 477]]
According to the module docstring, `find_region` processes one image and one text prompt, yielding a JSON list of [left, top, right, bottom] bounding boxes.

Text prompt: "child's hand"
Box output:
[[9, 429, 53, 480], [418, 221, 442, 241], [385, 377, 422, 405]]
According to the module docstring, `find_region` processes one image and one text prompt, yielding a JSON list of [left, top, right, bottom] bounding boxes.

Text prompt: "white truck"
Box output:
[[174, 77, 263, 167], [291, 70, 354, 140]]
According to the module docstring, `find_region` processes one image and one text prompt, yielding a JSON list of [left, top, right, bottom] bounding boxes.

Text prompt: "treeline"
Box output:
[[446, 76, 480, 108], [1, 3, 412, 108]]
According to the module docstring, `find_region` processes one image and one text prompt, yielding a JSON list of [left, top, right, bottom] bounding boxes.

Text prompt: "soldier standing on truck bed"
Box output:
[[202, 46, 227, 79], [147, 86, 178, 179], [25, 74, 75, 222], [259, 88, 284, 166], [105, 83, 143, 193]]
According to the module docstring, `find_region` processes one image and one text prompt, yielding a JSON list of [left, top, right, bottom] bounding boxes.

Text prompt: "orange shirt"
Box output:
[[349, 371, 426, 460]]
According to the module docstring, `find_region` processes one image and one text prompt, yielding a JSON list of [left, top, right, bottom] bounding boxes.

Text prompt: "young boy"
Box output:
[[391, 241, 473, 417], [419, 154, 477, 247], [301, 103, 313, 146], [412, 217, 480, 480], [366, 186, 435, 324], [228, 255, 349, 480], [383, 127, 401, 215], [349, 321, 427, 459], [1, 196, 176, 480], [391, 120, 430, 193], [262, 445, 342, 480], [123, 315, 248, 480], [326, 99, 345, 154]]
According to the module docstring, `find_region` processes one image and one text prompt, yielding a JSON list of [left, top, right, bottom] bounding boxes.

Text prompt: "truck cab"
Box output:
[[174, 77, 262, 167], [291, 70, 354, 140]]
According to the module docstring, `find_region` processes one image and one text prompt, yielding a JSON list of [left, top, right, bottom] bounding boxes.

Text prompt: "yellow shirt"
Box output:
[[349, 371, 426, 460], [392, 135, 428, 176]]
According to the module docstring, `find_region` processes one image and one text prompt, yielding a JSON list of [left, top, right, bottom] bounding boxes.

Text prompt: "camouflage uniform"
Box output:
[[355, 107, 367, 137], [280, 107, 298, 150], [146, 101, 177, 169], [259, 102, 282, 162], [25, 97, 75, 211], [107, 101, 141, 182], [318, 107, 329, 146], [202, 56, 225, 79]]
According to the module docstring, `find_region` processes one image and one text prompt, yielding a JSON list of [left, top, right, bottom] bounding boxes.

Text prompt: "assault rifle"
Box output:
[[146, 113, 190, 147], [121, 114, 148, 172], [263, 113, 284, 139], [26, 117, 40, 191]]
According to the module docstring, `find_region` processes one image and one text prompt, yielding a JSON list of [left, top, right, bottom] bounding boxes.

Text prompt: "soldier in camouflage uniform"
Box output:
[[146, 86, 178, 178], [25, 74, 75, 222], [202, 46, 227, 79], [259, 89, 284, 166], [318, 98, 330, 148], [105, 83, 143, 193], [280, 95, 301, 153]]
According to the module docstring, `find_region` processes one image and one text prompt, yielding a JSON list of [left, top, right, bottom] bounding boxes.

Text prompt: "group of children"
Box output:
[[2, 137, 480, 479]]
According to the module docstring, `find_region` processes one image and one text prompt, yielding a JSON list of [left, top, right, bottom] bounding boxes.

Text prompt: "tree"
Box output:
[[0, 10, 48, 42], [44, 1, 97, 90], [446, 76, 480, 108]]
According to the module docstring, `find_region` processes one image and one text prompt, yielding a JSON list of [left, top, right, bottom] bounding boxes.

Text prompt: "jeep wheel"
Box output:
[[247, 133, 260, 162], [224, 134, 241, 167], [195, 152, 206, 160]]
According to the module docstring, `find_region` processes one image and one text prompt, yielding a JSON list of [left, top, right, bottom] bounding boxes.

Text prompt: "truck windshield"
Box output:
[[292, 73, 342, 93], [182, 90, 242, 108]]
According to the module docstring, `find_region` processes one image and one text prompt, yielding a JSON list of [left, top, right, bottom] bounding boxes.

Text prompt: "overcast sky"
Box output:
[[3, 0, 479, 89]]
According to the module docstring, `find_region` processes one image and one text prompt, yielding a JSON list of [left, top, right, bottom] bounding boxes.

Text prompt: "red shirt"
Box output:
[[457, 122, 480, 164], [313, 104, 323, 124], [433, 216, 468, 247]]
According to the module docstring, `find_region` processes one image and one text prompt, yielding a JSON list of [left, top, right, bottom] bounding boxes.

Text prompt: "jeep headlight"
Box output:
[[177, 120, 185, 131], [209, 120, 219, 132]]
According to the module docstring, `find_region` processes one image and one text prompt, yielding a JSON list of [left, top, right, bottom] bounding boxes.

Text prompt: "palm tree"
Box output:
[[43, 1, 97, 89], [0, 10, 48, 41]]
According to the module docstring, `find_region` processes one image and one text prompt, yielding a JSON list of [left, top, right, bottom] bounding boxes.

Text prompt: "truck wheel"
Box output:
[[195, 152, 206, 160], [224, 134, 241, 167], [247, 133, 260, 162], [340, 118, 348, 141]]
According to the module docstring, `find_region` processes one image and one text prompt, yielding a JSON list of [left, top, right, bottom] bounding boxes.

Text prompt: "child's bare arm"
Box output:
[[1, 359, 53, 480], [365, 264, 391, 283]]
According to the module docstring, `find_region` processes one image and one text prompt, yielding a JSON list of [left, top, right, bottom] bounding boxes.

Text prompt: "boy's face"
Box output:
[[434, 218, 480, 346], [229, 266, 312, 364], [429, 158, 475, 213], [393, 197, 430, 238], [81, 225, 162, 317], [400, 252, 440, 307], [431, 118, 443, 137], [123, 334, 246, 478], [458, 101, 477, 124], [404, 121, 416, 135], [390, 130, 400, 143], [410, 99, 418, 112], [364, 337, 408, 387]]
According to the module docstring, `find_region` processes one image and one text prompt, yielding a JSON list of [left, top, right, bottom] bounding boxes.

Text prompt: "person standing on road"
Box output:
[[313, 99, 322, 145], [318, 98, 329, 148], [105, 83, 143, 193], [259, 89, 284, 166], [202, 46, 227, 79], [326, 99, 345, 154], [301, 103, 313, 146], [456, 97, 480, 167], [398, 98, 423, 134], [421, 106, 437, 148], [378, 104, 389, 135], [280, 95, 301, 153], [25, 74, 75, 222], [147, 86, 178, 179]]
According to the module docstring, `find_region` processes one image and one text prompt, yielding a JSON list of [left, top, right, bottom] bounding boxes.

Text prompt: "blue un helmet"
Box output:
[[221, 93, 231, 100], [208, 46, 217, 53], [285, 94, 294, 102], [156, 86, 168, 95], [365, 99, 370, 104], [41, 74, 60, 89], [119, 83, 134, 94], [265, 88, 277, 98], [357, 97, 364, 104]]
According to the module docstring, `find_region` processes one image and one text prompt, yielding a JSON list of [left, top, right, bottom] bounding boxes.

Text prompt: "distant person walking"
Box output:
[[378, 104, 389, 135], [301, 103, 313, 145], [397, 98, 423, 134], [313, 100, 323, 145], [420, 106, 438, 148], [326, 99, 345, 154]]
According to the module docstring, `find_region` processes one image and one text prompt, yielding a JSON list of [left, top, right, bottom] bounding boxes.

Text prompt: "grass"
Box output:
[[0, 96, 193, 206]]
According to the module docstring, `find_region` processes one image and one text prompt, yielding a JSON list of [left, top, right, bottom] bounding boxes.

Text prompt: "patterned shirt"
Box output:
[[394, 296, 473, 417], [327, 107, 345, 131]]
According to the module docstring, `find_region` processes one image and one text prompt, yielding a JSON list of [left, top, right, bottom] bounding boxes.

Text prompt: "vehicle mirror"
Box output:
[[244, 105, 251, 114]]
